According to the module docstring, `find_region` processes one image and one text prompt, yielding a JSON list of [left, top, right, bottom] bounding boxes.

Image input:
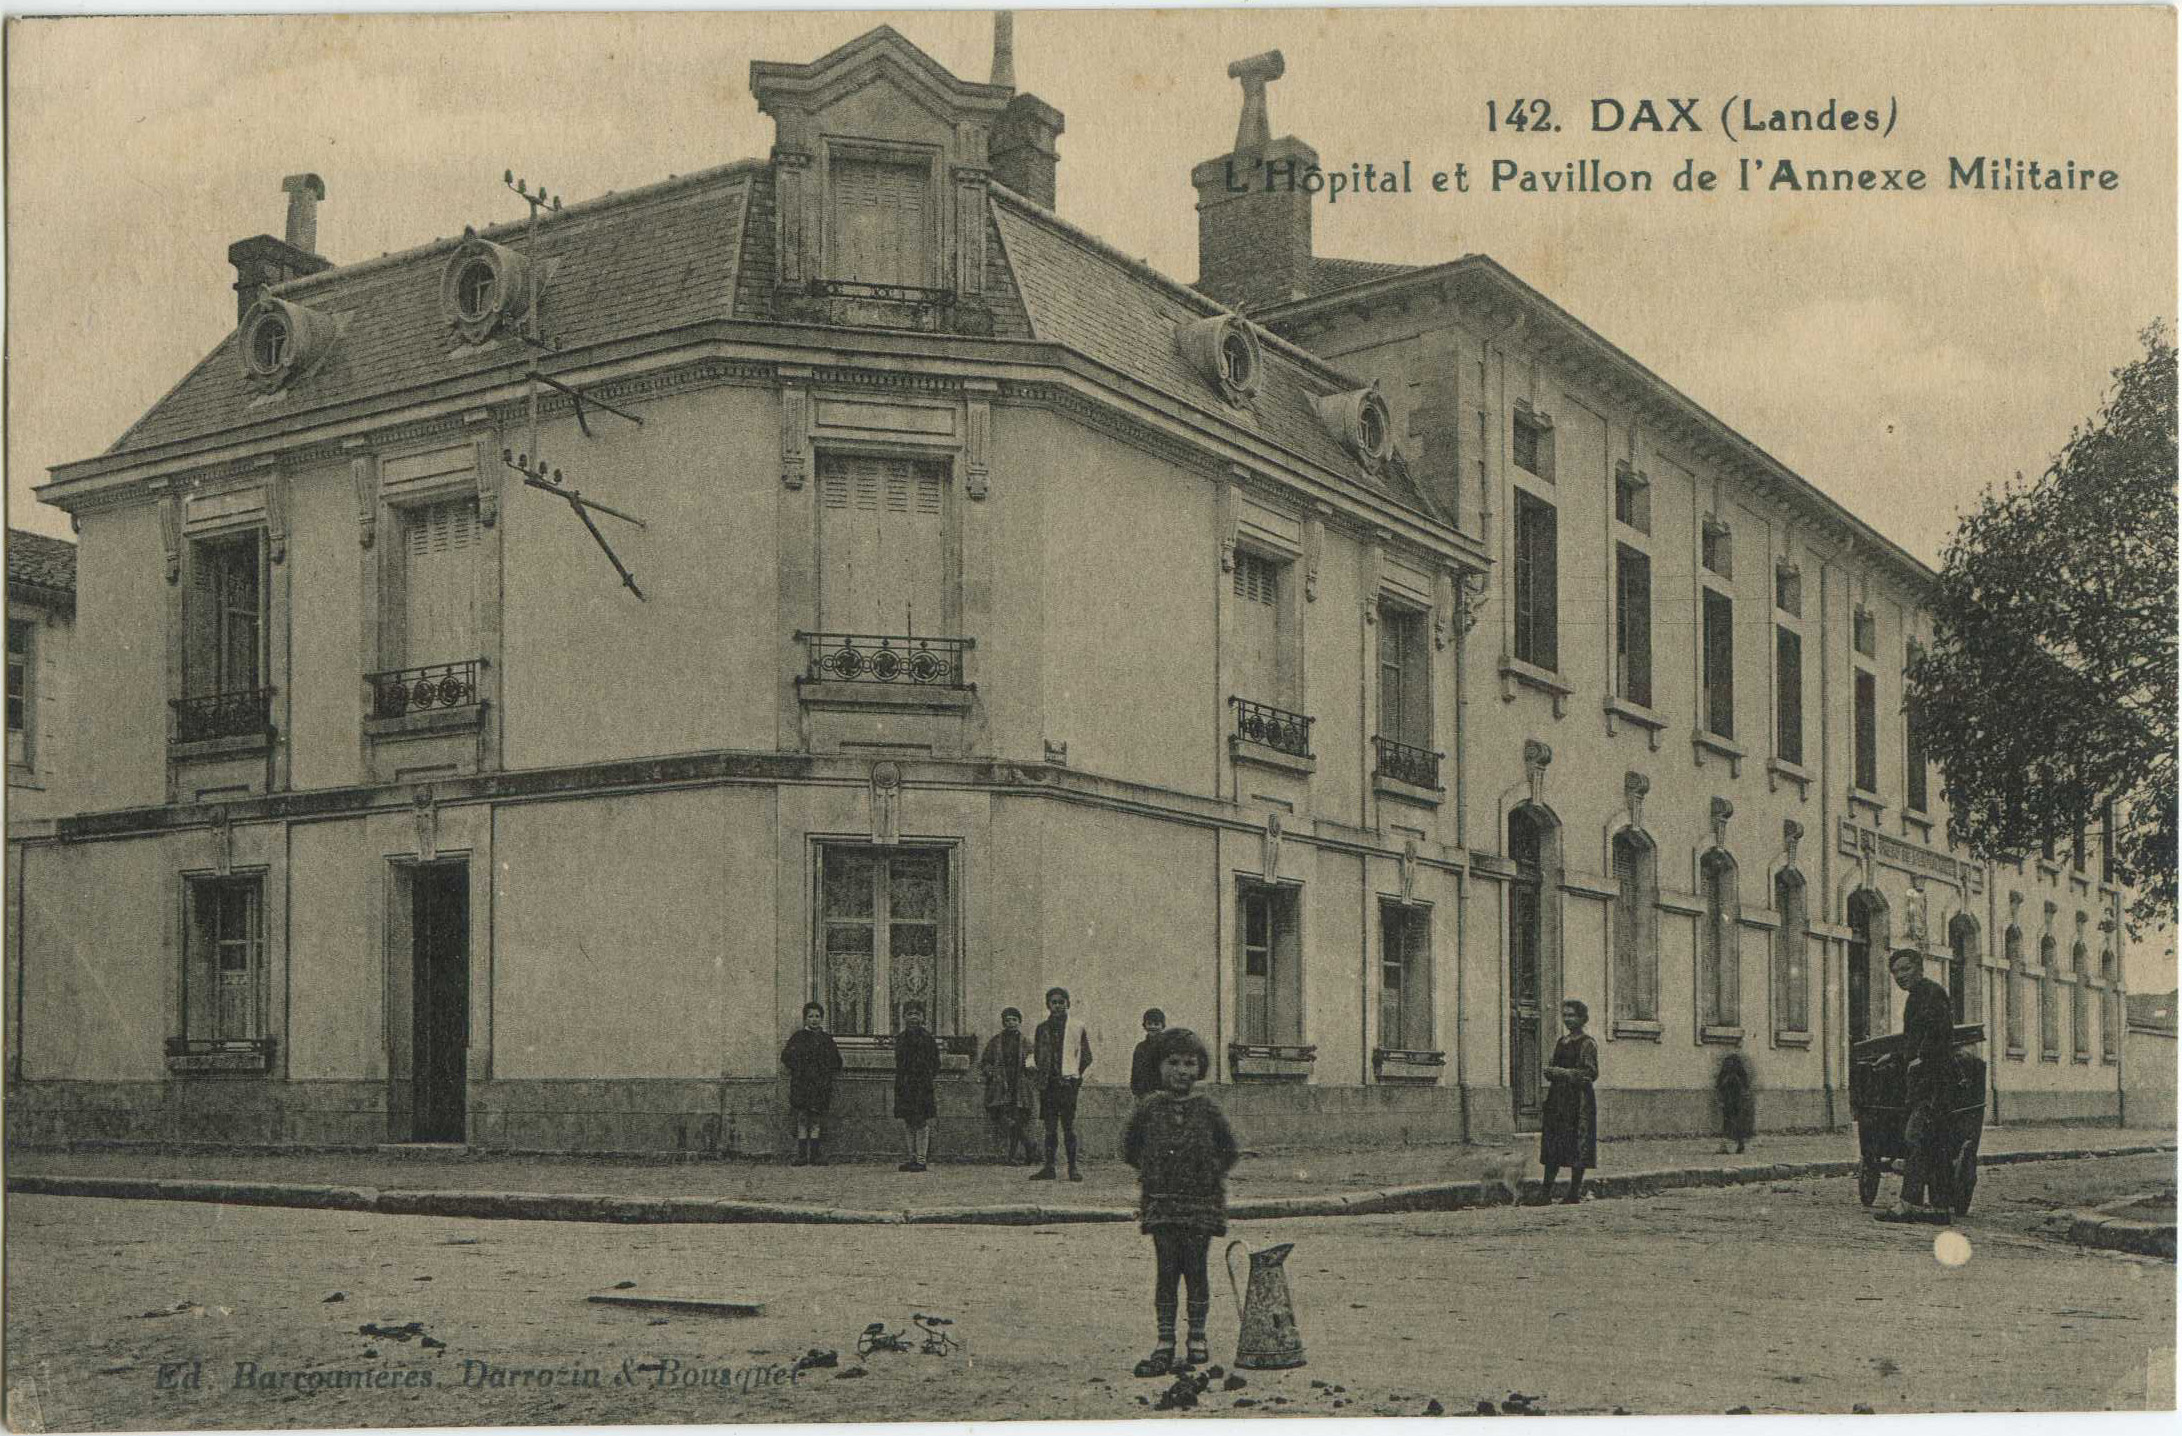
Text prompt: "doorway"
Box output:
[[410, 862, 469, 1143], [1846, 890, 1885, 1046], [1508, 808, 1549, 1129]]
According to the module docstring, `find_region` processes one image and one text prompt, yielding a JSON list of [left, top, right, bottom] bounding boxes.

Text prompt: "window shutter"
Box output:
[[187, 555, 221, 697], [817, 456, 946, 636], [405, 500, 478, 668]]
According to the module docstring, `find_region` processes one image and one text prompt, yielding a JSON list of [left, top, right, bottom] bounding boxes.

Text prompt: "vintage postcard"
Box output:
[[3, 7, 2175, 1432]]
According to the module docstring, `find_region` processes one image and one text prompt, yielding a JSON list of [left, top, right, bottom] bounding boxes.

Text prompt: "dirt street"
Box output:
[[5, 1155, 2171, 1429]]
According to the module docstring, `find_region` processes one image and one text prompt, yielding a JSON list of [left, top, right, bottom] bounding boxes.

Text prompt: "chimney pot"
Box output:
[[991, 11, 1016, 89], [281, 173, 326, 254], [1192, 57, 1314, 311]]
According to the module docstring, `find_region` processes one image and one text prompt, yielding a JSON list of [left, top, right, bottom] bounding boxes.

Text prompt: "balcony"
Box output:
[[796, 633, 975, 754], [769, 280, 996, 337], [370, 660, 483, 720], [1230, 698, 1316, 776], [170, 688, 274, 747], [1372, 735, 1443, 804], [801, 633, 971, 689], [363, 660, 487, 780]]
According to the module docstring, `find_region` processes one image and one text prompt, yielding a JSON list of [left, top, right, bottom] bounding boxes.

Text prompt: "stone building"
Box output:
[[9, 24, 2132, 1153], [6, 529, 76, 828]]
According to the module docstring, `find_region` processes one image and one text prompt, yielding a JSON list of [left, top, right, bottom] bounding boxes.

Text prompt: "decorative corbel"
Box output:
[[963, 382, 995, 500], [1217, 475, 1237, 573], [209, 804, 233, 876], [779, 369, 813, 491], [1362, 530, 1389, 624], [2043, 899, 2059, 926], [1303, 507, 1328, 602], [1522, 739, 1552, 808], [870, 762, 903, 848], [411, 787, 439, 864], [2008, 889, 2024, 922], [1782, 817, 1804, 868], [1262, 810, 1284, 885], [263, 463, 289, 564], [1623, 770, 1649, 830], [469, 419, 501, 526], [1458, 571, 1487, 635], [157, 486, 184, 582], [1433, 566, 1456, 650], [351, 455, 379, 549], [1709, 795, 1734, 848], [1400, 837, 1420, 904]]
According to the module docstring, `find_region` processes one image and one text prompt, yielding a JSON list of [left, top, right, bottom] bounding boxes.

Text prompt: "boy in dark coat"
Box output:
[[978, 1007, 1035, 1163], [1129, 1008, 1168, 1101], [1122, 1027, 1237, 1375], [1029, 986, 1093, 1181], [894, 1001, 941, 1173], [1876, 948, 1959, 1223], [781, 1002, 843, 1166]]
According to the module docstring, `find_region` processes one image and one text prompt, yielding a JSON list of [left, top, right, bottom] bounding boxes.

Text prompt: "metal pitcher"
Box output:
[[1225, 1239, 1305, 1369]]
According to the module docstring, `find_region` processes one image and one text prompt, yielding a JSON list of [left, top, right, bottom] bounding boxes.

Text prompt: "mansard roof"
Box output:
[[6, 528, 76, 600]]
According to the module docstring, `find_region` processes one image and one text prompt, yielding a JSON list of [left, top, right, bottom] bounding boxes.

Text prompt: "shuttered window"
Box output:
[[187, 533, 263, 697], [186, 876, 264, 1043], [830, 157, 930, 288], [1377, 604, 1429, 747], [404, 500, 479, 667], [1512, 490, 1557, 671], [1238, 885, 1302, 1044], [1378, 903, 1432, 1050], [818, 456, 947, 637], [1233, 552, 1283, 707]]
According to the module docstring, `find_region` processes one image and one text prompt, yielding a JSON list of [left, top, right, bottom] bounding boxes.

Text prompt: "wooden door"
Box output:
[[411, 864, 469, 1143]]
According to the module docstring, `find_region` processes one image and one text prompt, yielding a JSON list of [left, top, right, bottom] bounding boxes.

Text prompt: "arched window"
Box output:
[[2003, 925, 2025, 1055], [2071, 939, 2091, 1058], [1773, 870, 1810, 1037], [1611, 830, 1659, 1026], [1846, 891, 1888, 1045], [1507, 807, 1557, 1127], [2039, 933, 2060, 1058], [1698, 850, 1741, 1033], [1947, 915, 1979, 1025]]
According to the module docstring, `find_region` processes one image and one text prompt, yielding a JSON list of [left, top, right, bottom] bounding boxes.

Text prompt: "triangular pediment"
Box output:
[[751, 25, 1010, 128]]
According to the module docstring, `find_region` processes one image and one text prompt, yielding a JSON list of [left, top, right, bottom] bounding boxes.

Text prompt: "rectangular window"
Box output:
[[1774, 562, 1802, 616], [1512, 490, 1558, 671], [829, 156, 931, 289], [1512, 406, 1554, 479], [1699, 855, 1740, 1030], [1377, 603, 1430, 748], [1854, 670, 1878, 793], [817, 455, 947, 637], [1774, 626, 1804, 766], [2040, 935, 2060, 1057], [2100, 802, 2116, 883], [818, 845, 950, 1037], [1613, 464, 1650, 532], [187, 533, 263, 697], [1701, 588, 1734, 740], [2004, 929, 2025, 1052], [184, 876, 265, 1043], [1233, 551, 1291, 708], [6, 617, 30, 767], [2071, 825, 2087, 874], [1701, 519, 1732, 579], [1378, 903, 1432, 1051], [402, 500, 480, 667], [1905, 694, 1929, 813], [1614, 544, 1652, 708], [1774, 873, 1809, 1035], [1611, 833, 1658, 1024], [1238, 884, 1303, 1044]]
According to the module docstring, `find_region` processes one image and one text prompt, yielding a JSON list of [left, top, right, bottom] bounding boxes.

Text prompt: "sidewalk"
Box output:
[[9, 1125, 2172, 1225]]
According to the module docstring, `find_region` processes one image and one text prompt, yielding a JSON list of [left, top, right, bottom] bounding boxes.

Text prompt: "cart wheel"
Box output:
[[1858, 1160, 1881, 1208], [1953, 1142, 1980, 1216]]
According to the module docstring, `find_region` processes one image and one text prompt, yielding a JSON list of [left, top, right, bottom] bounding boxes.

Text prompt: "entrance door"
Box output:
[[1847, 891, 1879, 1046], [1508, 811, 1545, 1128], [412, 864, 469, 1142]]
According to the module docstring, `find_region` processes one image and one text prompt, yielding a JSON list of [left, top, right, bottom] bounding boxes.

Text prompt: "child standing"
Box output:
[[978, 1006, 1036, 1163], [1129, 1008, 1167, 1101], [1121, 1027, 1238, 1376], [1029, 986, 1093, 1181], [780, 1002, 843, 1166], [894, 1001, 941, 1172]]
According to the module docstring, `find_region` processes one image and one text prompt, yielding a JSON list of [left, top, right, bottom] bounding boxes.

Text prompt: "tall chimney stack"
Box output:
[[228, 175, 332, 325], [1191, 51, 1317, 311], [987, 13, 1065, 210]]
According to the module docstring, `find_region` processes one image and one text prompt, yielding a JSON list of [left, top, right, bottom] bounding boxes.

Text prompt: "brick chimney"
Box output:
[[1191, 51, 1317, 311], [986, 13, 1065, 210], [228, 174, 331, 324]]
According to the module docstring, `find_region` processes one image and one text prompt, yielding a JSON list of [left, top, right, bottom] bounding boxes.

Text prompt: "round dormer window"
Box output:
[[1179, 314, 1266, 406], [246, 311, 293, 377], [1357, 399, 1387, 457], [454, 258, 498, 324], [1220, 329, 1256, 392]]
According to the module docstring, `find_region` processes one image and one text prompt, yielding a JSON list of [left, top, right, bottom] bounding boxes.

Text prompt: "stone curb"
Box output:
[[2064, 1191, 2178, 1259], [10, 1142, 2172, 1228]]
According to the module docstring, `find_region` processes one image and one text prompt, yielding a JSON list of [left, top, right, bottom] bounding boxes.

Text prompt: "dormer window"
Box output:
[[1311, 387, 1394, 471], [439, 228, 535, 345], [236, 289, 335, 393], [1179, 314, 1264, 406], [829, 153, 934, 290]]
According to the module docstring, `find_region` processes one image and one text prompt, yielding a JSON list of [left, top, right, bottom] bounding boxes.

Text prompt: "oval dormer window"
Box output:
[[1179, 314, 1265, 406], [1312, 387, 1394, 472], [439, 227, 535, 346], [237, 289, 336, 394]]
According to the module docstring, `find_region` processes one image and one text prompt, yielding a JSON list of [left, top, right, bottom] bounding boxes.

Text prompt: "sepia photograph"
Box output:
[[3, 6, 2176, 1431]]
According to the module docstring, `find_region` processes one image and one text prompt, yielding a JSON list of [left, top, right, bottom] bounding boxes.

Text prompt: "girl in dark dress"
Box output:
[[1121, 1027, 1237, 1376], [781, 1002, 843, 1166], [1539, 998, 1598, 1204]]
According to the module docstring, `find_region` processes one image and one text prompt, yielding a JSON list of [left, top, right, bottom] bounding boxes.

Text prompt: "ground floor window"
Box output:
[[1772, 871, 1810, 1037], [2103, 990, 2119, 1063], [1378, 902, 1432, 1050], [818, 845, 951, 1036], [1238, 883, 1303, 1044], [184, 876, 265, 1042], [2039, 972, 2060, 1059]]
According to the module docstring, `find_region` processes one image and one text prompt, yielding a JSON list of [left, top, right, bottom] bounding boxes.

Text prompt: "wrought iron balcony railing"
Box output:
[[1373, 734, 1442, 789], [170, 688, 274, 745], [1232, 698, 1314, 758], [368, 660, 483, 719], [802, 633, 972, 688]]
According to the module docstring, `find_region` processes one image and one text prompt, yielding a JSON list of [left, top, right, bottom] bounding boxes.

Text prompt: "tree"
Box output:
[[1907, 321, 2176, 931]]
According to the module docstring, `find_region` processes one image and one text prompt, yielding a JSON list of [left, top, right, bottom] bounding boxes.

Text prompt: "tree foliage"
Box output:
[[1907, 321, 2176, 930]]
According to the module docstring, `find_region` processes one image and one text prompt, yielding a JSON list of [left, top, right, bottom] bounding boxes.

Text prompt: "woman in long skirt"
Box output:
[[1539, 998, 1598, 1204]]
